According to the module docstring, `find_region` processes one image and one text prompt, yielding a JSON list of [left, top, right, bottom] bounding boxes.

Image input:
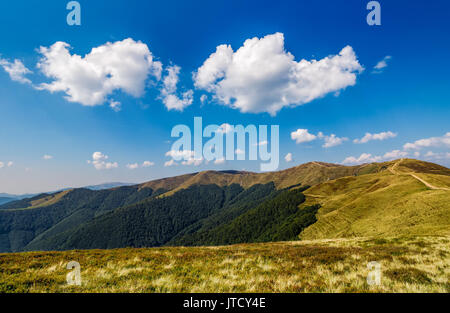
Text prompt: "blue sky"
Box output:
[[0, 0, 449, 194]]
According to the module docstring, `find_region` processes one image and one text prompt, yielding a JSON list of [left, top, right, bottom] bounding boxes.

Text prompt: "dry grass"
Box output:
[[0, 236, 448, 293], [302, 169, 450, 239]]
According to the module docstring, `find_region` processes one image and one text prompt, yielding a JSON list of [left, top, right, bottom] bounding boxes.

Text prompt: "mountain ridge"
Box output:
[[0, 158, 448, 253]]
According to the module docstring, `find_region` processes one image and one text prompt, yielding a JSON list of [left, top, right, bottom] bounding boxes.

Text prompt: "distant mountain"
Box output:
[[83, 182, 135, 191], [0, 159, 448, 253], [0, 193, 37, 200], [0, 182, 133, 203], [0, 197, 15, 205]]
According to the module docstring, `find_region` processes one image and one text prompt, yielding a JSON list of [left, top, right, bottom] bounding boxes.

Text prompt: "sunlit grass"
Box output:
[[0, 236, 448, 293]]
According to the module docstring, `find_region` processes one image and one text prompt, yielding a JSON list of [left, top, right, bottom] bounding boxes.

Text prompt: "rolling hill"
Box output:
[[300, 159, 450, 239], [0, 158, 448, 253]]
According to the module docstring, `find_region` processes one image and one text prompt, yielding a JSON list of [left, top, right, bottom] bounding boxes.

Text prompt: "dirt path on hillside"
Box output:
[[389, 159, 450, 191]]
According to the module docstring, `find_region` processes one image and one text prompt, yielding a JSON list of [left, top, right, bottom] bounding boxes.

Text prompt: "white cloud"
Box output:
[[342, 149, 408, 165], [403, 132, 450, 150], [342, 153, 381, 165], [285, 153, 293, 162], [126, 163, 139, 170], [182, 157, 203, 166], [318, 132, 348, 148], [216, 123, 234, 134], [142, 161, 154, 167], [109, 100, 121, 112], [1, 161, 15, 169], [373, 56, 392, 73], [235, 148, 244, 155], [383, 150, 408, 159], [165, 150, 203, 166], [254, 140, 268, 147], [291, 129, 347, 148], [165, 149, 195, 160], [164, 159, 177, 167], [126, 160, 154, 169], [353, 131, 397, 144], [423, 151, 450, 160], [43, 154, 53, 160], [36, 38, 162, 106], [200, 94, 208, 105], [291, 129, 317, 144], [214, 158, 225, 165], [194, 33, 363, 116], [414, 151, 420, 157], [160, 65, 193, 111], [88, 152, 118, 170], [0, 58, 32, 84]]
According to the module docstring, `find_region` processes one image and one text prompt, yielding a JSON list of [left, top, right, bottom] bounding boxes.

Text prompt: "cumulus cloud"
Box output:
[[36, 38, 162, 106], [291, 129, 347, 148], [383, 150, 408, 159], [193, 33, 363, 115], [164, 159, 177, 167], [353, 131, 397, 144], [160, 65, 193, 111], [126, 163, 139, 170], [165, 150, 203, 166], [109, 100, 121, 112], [0, 162, 3, 169], [423, 151, 450, 160], [43, 154, 53, 160], [126, 160, 154, 169], [403, 132, 450, 150], [200, 94, 208, 105], [373, 56, 392, 73], [7, 161, 13, 167], [142, 161, 155, 167], [0, 58, 32, 84], [291, 129, 317, 144], [342, 153, 380, 165], [87, 152, 118, 170], [182, 157, 203, 166], [216, 123, 233, 134], [318, 132, 348, 148], [254, 140, 268, 147], [342, 149, 408, 165], [285, 153, 293, 162], [214, 158, 225, 165]]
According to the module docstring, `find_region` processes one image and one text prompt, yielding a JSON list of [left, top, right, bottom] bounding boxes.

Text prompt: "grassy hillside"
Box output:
[[301, 159, 450, 240], [1, 235, 448, 293]]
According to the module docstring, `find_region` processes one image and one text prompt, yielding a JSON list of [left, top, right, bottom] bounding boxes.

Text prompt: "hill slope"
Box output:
[[301, 159, 450, 239], [1, 235, 448, 293]]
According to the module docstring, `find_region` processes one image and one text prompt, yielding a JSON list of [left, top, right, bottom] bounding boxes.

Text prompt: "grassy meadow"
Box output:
[[1, 235, 448, 293]]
